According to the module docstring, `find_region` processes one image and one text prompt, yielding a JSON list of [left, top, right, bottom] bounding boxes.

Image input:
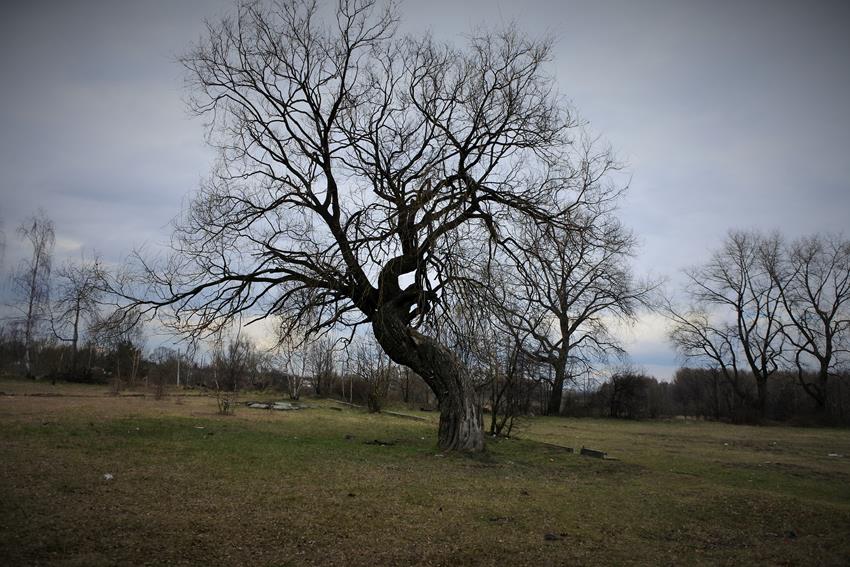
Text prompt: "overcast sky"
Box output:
[[1, 0, 848, 378]]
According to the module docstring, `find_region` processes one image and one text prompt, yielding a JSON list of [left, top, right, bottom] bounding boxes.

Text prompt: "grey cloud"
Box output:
[[1, 0, 848, 379]]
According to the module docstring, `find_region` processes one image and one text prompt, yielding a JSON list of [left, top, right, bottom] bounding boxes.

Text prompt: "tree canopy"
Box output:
[[117, 0, 626, 451]]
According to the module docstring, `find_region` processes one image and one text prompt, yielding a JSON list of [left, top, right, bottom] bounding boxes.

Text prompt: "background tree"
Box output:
[[307, 336, 337, 397], [13, 210, 55, 377], [273, 325, 308, 400], [176, 344, 199, 388], [482, 334, 536, 437], [213, 334, 252, 393], [209, 329, 254, 414], [395, 365, 416, 405], [351, 337, 392, 413], [768, 233, 850, 412], [667, 305, 756, 416], [671, 367, 728, 420], [498, 199, 653, 415], [51, 256, 103, 377], [91, 307, 145, 389], [667, 231, 784, 419], [150, 346, 179, 399], [601, 367, 652, 419], [115, 0, 624, 452]]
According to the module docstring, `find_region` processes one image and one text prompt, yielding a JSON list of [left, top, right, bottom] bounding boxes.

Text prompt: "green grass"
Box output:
[[1, 379, 849, 566]]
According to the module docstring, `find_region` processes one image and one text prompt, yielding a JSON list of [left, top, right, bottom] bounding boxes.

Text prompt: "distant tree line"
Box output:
[[553, 367, 850, 425]]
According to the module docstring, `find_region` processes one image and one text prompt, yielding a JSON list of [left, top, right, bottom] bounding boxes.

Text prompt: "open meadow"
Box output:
[[1, 378, 849, 566]]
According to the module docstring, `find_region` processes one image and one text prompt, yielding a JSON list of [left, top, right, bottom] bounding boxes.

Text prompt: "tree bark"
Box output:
[[372, 305, 484, 452], [547, 366, 566, 415], [816, 366, 828, 411]]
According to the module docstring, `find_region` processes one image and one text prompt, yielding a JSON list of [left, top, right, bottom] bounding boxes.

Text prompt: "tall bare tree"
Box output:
[[273, 326, 308, 400], [214, 334, 253, 392], [668, 307, 752, 409], [350, 336, 393, 413], [13, 210, 55, 377], [90, 307, 145, 386], [499, 201, 653, 415], [767, 234, 850, 411], [307, 335, 337, 396], [115, 0, 623, 451], [52, 256, 103, 375], [667, 231, 784, 418], [482, 333, 535, 437]]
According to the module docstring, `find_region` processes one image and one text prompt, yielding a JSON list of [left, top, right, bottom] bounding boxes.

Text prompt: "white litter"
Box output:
[[103, 473, 114, 481]]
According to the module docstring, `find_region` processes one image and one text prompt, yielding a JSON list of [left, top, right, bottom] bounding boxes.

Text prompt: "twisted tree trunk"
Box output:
[[372, 305, 484, 452]]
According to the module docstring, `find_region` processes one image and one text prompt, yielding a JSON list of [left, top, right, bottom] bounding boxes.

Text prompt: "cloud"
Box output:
[[607, 312, 678, 380]]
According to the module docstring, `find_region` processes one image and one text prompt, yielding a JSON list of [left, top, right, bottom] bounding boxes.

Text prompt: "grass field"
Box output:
[[1, 378, 849, 566]]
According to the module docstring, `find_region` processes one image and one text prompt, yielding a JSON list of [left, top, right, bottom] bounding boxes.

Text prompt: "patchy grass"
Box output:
[[1, 378, 849, 566]]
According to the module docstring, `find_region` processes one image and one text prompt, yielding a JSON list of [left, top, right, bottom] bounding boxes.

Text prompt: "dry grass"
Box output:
[[1, 378, 849, 566]]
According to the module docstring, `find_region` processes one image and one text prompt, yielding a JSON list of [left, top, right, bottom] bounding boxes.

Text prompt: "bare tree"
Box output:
[[307, 336, 337, 397], [672, 368, 727, 420], [603, 367, 652, 419], [433, 289, 541, 433], [91, 307, 145, 389], [767, 234, 850, 411], [499, 202, 654, 415], [667, 309, 754, 412], [351, 336, 392, 413], [209, 329, 255, 414], [150, 346, 179, 399], [13, 210, 55, 377], [215, 334, 253, 392], [114, 0, 623, 451], [51, 256, 103, 376], [273, 327, 308, 400], [482, 334, 534, 437], [667, 231, 784, 418]]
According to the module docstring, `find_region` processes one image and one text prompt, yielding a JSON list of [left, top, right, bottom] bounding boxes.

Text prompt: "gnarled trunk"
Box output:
[[435, 377, 483, 452], [372, 305, 484, 452]]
